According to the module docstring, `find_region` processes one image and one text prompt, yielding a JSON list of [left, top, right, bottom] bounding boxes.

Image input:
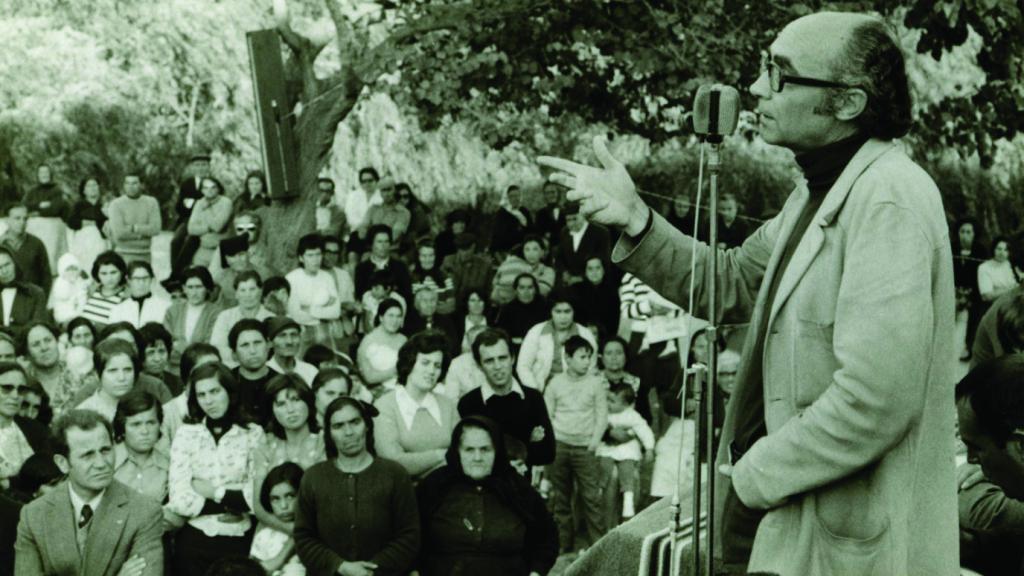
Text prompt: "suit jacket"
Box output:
[[14, 480, 164, 576], [613, 139, 958, 575], [3, 282, 47, 334], [554, 224, 610, 279]]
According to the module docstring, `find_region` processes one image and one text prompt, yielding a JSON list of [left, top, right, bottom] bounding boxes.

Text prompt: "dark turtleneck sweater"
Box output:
[[722, 132, 868, 566]]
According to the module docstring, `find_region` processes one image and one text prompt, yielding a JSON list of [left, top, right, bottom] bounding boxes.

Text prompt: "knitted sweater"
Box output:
[[107, 195, 162, 259]]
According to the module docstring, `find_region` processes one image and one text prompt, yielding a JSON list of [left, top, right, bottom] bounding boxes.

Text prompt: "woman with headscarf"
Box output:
[[494, 274, 549, 349], [491, 185, 532, 256], [416, 416, 558, 576], [294, 396, 420, 576]]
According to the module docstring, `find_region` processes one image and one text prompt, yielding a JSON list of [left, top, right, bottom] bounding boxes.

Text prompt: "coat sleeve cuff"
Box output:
[[731, 446, 779, 510]]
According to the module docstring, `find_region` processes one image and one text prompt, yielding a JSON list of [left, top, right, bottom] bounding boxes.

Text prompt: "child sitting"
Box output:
[[597, 383, 655, 519], [543, 335, 608, 552], [48, 253, 89, 325], [251, 462, 305, 576]]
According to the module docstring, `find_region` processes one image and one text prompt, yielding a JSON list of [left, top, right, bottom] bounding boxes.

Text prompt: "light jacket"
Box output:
[[613, 139, 958, 576], [516, 320, 598, 392]]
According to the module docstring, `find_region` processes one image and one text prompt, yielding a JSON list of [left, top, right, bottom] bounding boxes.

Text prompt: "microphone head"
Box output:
[[693, 84, 741, 141]]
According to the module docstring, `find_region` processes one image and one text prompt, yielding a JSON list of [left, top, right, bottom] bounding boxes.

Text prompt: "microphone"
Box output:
[[692, 84, 740, 142]]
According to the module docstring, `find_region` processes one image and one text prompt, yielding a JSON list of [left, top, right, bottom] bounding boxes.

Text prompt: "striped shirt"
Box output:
[[81, 289, 125, 327]]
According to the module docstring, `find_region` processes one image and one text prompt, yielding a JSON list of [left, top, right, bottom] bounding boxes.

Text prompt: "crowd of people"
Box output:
[[0, 157, 754, 576], [1, 144, 1022, 576]]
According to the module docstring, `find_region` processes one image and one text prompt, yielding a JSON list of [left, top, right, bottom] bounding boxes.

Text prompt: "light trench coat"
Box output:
[[614, 139, 958, 576]]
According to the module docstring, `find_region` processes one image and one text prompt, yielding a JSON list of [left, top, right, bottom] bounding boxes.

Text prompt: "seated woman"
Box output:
[[494, 273, 549, 349], [81, 250, 128, 329], [409, 240, 456, 315], [417, 416, 558, 576], [285, 234, 342, 351], [66, 316, 98, 350], [312, 368, 353, 428], [491, 235, 555, 305], [450, 289, 491, 356], [108, 261, 172, 328], [165, 266, 223, 368], [161, 342, 221, 444], [356, 298, 407, 396], [167, 362, 264, 575], [0, 362, 52, 491], [66, 176, 109, 274], [76, 339, 138, 422], [294, 396, 420, 576], [112, 390, 169, 503], [253, 374, 325, 534], [24, 322, 85, 417], [373, 331, 457, 481], [251, 462, 306, 576]]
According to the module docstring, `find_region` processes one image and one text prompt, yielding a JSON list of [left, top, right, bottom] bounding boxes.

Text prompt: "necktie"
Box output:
[[77, 504, 93, 553]]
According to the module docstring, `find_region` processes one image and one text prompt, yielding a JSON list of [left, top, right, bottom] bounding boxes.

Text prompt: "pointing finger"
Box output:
[[537, 155, 588, 176], [548, 173, 577, 190], [593, 135, 621, 171], [565, 188, 591, 203]]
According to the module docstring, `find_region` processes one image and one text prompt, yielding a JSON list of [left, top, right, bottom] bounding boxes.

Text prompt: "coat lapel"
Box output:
[[83, 482, 130, 576], [44, 484, 83, 572], [766, 139, 897, 328]]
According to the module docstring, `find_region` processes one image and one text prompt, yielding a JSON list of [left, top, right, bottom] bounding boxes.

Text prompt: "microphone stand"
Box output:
[[668, 135, 722, 576], [699, 135, 722, 576]]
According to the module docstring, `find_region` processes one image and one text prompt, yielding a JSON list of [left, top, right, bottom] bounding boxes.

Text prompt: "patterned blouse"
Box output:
[[167, 421, 264, 537], [0, 422, 33, 488], [255, 431, 326, 478]]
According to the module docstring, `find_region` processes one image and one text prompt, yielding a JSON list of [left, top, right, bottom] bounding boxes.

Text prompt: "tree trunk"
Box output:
[[261, 81, 360, 273]]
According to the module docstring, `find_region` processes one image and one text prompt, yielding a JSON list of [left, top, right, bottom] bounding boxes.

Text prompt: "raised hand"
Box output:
[[538, 136, 649, 235]]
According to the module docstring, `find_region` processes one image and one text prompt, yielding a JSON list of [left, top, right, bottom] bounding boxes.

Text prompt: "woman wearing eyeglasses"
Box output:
[[108, 261, 172, 328], [0, 362, 52, 491]]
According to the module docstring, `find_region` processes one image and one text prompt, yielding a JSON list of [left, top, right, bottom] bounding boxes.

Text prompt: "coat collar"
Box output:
[[766, 139, 896, 328]]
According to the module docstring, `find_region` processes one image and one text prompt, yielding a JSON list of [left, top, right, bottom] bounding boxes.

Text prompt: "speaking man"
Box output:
[[540, 11, 957, 576], [15, 409, 164, 576]]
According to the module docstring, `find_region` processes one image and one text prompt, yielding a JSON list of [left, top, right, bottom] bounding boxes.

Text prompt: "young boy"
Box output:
[[597, 383, 655, 519], [544, 335, 608, 553]]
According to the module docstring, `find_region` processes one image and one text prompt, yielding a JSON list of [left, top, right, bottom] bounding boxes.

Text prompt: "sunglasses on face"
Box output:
[[0, 383, 28, 396], [759, 51, 856, 93]]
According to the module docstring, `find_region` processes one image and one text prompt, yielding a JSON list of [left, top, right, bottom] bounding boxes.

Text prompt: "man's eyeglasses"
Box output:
[[760, 51, 857, 93], [324, 249, 341, 256], [0, 383, 28, 396], [359, 179, 376, 185]]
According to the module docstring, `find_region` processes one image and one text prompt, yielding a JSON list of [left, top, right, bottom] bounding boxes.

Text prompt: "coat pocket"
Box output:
[[810, 469, 893, 576]]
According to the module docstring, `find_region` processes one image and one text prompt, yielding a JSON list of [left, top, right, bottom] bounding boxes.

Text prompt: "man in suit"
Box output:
[[540, 12, 956, 576], [554, 204, 610, 287], [15, 409, 163, 576], [0, 246, 46, 336]]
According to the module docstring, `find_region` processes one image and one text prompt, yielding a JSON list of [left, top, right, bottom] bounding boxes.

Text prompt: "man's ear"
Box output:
[[834, 88, 869, 122], [1008, 433, 1024, 464], [54, 454, 69, 475]]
